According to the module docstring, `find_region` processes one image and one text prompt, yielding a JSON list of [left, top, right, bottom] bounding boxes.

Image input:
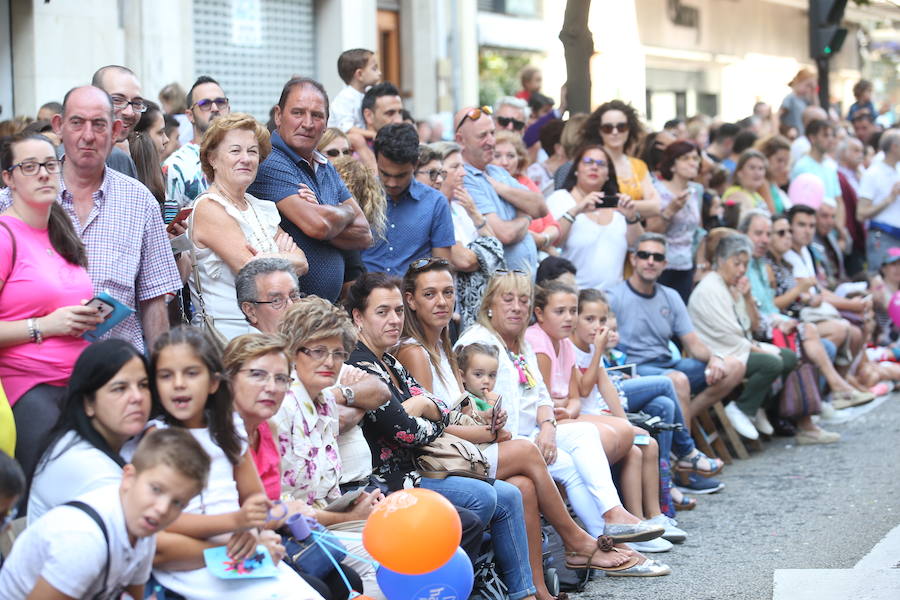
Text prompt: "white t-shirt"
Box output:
[[573, 343, 609, 415], [859, 161, 900, 228], [28, 431, 124, 524], [546, 189, 628, 291], [327, 85, 366, 132], [784, 247, 817, 279], [450, 200, 478, 247], [0, 485, 155, 600]]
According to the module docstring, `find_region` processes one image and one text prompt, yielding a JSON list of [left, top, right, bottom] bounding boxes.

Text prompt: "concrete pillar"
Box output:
[[400, 0, 438, 119], [453, 0, 479, 110], [123, 0, 195, 102], [314, 0, 378, 101]]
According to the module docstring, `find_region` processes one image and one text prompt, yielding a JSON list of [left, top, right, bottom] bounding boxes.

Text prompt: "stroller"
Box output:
[[470, 529, 560, 599]]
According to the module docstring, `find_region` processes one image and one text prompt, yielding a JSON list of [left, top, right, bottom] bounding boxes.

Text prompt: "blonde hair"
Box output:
[[223, 333, 290, 378], [278, 296, 357, 357], [560, 114, 589, 158], [158, 82, 188, 113], [317, 127, 350, 152], [494, 130, 529, 174], [476, 271, 535, 348], [200, 113, 272, 182], [332, 155, 387, 240]]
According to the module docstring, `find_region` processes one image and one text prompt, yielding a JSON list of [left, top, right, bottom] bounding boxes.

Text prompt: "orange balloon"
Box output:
[[363, 488, 461, 575]]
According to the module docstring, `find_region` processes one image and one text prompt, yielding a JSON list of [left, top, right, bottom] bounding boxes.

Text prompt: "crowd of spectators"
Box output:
[[0, 54, 898, 600]]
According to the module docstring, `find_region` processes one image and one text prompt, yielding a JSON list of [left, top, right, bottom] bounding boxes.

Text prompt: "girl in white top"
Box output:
[[396, 260, 639, 598], [547, 145, 644, 291], [149, 327, 320, 600], [190, 114, 308, 341]]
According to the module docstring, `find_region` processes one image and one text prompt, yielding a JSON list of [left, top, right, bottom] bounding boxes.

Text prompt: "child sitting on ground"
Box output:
[[0, 429, 210, 599]]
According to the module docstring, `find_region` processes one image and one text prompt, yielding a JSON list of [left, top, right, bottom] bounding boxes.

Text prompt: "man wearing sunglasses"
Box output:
[[608, 233, 746, 442], [163, 76, 232, 212], [455, 105, 547, 273], [494, 97, 528, 133]]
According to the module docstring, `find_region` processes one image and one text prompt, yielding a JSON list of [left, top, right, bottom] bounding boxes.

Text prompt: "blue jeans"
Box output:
[[621, 375, 694, 459], [638, 357, 709, 395], [419, 476, 535, 599]]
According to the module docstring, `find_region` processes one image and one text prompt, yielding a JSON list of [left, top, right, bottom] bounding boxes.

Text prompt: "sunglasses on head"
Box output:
[[409, 257, 450, 272], [456, 106, 493, 132], [497, 116, 526, 131], [324, 148, 352, 158], [635, 250, 666, 262], [600, 122, 629, 134]]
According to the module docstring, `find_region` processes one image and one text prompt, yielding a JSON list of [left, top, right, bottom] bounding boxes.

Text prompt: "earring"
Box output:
[[487, 309, 493, 318]]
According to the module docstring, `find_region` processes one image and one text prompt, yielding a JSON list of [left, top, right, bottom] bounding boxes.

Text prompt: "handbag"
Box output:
[[778, 341, 822, 418], [282, 520, 348, 579], [416, 409, 492, 481], [187, 226, 229, 350]]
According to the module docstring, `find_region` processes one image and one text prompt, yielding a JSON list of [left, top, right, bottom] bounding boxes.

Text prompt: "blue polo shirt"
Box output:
[[248, 131, 353, 301], [463, 163, 537, 273], [361, 179, 455, 275]]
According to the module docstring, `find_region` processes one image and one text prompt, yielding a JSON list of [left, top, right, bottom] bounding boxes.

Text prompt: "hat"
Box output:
[[884, 247, 900, 266]]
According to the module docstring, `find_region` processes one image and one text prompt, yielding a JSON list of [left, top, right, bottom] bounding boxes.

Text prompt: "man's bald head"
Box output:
[[62, 85, 114, 119], [91, 65, 136, 90], [802, 106, 827, 129], [454, 107, 496, 170]]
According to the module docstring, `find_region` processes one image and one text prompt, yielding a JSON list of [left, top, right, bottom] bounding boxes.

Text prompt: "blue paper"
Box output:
[[82, 291, 134, 342], [203, 544, 279, 579]]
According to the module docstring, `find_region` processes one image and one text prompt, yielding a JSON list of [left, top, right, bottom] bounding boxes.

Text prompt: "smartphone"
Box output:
[[166, 207, 193, 234], [85, 296, 116, 320], [594, 194, 619, 209], [633, 433, 651, 446], [490, 396, 503, 432], [323, 488, 365, 512]]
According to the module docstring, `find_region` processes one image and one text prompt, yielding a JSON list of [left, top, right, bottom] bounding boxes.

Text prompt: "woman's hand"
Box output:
[[666, 188, 691, 216], [226, 529, 260, 561], [236, 493, 270, 531], [454, 186, 479, 219], [40, 304, 107, 338], [535, 424, 558, 465], [258, 530, 286, 565], [616, 194, 637, 221], [167, 220, 188, 240], [346, 490, 384, 521], [297, 184, 318, 205], [573, 192, 600, 215], [339, 365, 367, 386], [735, 276, 752, 297]]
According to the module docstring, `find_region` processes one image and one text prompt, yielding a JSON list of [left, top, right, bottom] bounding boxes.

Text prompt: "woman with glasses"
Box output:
[[414, 145, 446, 190], [190, 113, 308, 341], [546, 144, 643, 291], [317, 128, 353, 160], [582, 100, 661, 217], [0, 133, 104, 479], [646, 141, 705, 302], [224, 331, 371, 600]]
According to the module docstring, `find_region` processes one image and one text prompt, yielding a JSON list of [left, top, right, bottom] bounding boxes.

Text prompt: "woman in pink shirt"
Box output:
[[0, 133, 102, 477]]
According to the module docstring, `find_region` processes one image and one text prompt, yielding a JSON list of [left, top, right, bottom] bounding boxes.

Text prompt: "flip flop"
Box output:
[[564, 535, 639, 573]]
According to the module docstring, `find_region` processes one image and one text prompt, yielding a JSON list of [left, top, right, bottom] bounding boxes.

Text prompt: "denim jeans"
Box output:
[[419, 476, 536, 599], [637, 357, 709, 395], [621, 375, 694, 458]]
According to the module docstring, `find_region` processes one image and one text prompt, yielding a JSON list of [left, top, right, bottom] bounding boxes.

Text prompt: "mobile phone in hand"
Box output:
[[490, 396, 503, 431], [166, 207, 193, 234], [85, 296, 116, 320], [594, 194, 619, 209]]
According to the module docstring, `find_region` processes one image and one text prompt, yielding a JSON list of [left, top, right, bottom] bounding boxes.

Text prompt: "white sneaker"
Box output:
[[628, 536, 673, 553], [753, 408, 774, 436], [645, 513, 687, 543], [724, 402, 759, 440]]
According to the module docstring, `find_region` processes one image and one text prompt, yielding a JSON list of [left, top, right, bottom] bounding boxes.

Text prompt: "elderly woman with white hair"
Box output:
[[687, 233, 802, 441]]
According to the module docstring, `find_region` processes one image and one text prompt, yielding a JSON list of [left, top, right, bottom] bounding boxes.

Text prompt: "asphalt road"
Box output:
[[574, 394, 900, 600]]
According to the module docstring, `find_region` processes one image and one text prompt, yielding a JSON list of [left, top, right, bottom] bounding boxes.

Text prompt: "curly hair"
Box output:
[[373, 122, 419, 164], [199, 113, 272, 182], [279, 296, 358, 357], [582, 99, 645, 154], [332, 155, 387, 240]]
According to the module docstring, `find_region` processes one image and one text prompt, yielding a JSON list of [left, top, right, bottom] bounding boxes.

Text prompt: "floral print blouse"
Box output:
[[347, 341, 450, 491], [272, 380, 342, 508]]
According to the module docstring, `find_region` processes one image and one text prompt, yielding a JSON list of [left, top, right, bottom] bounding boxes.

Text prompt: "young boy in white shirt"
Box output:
[[328, 48, 381, 164], [0, 428, 210, 600]]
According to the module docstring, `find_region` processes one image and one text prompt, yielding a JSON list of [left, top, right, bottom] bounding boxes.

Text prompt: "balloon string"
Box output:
[[314, 537, 380, 567]]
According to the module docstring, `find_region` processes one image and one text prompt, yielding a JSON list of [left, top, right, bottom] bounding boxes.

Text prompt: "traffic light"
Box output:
[[809, 0, 848, 59]]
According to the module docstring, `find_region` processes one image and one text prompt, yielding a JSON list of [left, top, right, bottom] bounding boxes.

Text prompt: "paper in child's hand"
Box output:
[[203, 544, 279, 579]]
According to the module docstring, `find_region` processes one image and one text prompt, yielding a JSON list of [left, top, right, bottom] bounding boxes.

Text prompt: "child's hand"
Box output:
[[496, 429, 512, 443], [237, 493, 270, 530], [484, 390, 500, 404], [554, 406, 570, 421], [259, 530, 286, 565], [226, 529, 260, 561], [594, 326, 610, 353]]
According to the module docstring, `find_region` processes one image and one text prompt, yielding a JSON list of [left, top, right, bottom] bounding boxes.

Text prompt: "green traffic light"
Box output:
[[825, 46, 832, 54]]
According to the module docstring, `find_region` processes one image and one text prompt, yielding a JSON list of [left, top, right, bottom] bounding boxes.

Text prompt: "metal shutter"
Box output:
[[194, 0, 315, 121]]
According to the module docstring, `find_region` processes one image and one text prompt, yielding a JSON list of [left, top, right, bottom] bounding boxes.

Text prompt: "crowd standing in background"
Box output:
[[0, 52, 898, 600]]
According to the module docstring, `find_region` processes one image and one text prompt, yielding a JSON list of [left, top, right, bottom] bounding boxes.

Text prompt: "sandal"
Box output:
[[564, 535, 639, 574], [671, 489, 697, 511], [674, 450, 724, 476]]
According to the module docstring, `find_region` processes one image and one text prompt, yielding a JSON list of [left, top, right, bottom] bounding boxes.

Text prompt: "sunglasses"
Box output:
[[581, 157, 607, 167], [409, 257, 450, 272], [635, 250, 666, 262], [772, 229, 791, 237], [325, 148, 352, 158], [456, 106, 493, 132], [494, 268, 527, 276], [193, 97, 229, 112], [600, 122, 629, 134], [497, 116, 526, 131]]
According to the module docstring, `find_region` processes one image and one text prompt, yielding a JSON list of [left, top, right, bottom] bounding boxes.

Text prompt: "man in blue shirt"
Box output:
[[455, 106, 546, 274], [361, 123, 454, 274], [249, 77, 372, 301]]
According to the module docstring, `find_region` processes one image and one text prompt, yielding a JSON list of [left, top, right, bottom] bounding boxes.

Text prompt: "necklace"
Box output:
[[209, 184, 275, 253]]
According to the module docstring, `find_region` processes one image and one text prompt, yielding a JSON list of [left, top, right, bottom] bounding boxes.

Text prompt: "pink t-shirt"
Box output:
[[525, 323, 576, 400], [0, 216, 93, 405], [249, 420, 281, 501]]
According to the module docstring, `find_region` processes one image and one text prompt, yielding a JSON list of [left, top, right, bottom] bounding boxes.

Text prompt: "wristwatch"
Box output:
[[625, 211, 642, 225], [340, 385, 356, 407], [539, 417, 557, 429]]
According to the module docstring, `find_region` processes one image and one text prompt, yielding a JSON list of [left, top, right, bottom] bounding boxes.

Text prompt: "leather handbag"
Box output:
[[416, 428, 492, 481]]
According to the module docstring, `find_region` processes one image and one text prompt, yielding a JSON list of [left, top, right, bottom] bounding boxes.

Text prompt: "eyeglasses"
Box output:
[[193, 97, 229, 112], [415, 168, 448, 183], [635, 250, 666, 262], [252, 291, 305, 310], [298, 346, 350, 363], [238, 368, 294, 390], [494, 268, 527, 276], [110, 95, 148, 113], [409, 257, 450, 272], [324, 148, 352, 158], [0, 506, 18, 531], [600, 122, 629, 134], [773, 229, 791, 237], [581, 157, 607, 167], [496, 116, 526, 132], [455, 106, 493, 132], [5, 159, 62, 176]]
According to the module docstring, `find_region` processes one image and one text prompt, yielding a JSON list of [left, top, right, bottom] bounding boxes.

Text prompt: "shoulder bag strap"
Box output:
[[0, 220, 18, 281], [63, 501, 111, 600]]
